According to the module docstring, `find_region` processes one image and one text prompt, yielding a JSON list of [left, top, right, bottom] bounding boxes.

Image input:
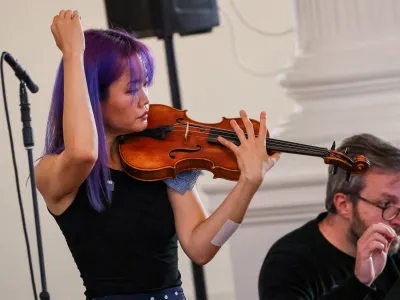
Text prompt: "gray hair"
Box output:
[[325, 133, 400, 213]]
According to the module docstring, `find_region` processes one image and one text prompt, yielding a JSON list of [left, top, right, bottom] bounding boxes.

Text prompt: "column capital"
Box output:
[[280, 0, 400, 99]]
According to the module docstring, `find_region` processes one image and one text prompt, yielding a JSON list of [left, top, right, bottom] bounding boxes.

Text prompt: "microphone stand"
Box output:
[[19, 81, 50, 300]]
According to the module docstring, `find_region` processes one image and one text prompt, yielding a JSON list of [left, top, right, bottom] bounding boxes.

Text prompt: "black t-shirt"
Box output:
[[50, 169, 181, 299], [258, 212, 400, 300]]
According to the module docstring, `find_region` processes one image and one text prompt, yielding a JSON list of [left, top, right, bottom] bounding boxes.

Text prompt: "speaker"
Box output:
[[103, 0, 220, 38]]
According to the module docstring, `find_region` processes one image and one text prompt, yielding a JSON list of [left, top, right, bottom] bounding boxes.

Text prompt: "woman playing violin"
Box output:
[[34, 9, 280, 300]]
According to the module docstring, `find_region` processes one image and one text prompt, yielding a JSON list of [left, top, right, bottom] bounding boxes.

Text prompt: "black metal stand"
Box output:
[[163, 35, 182, 110], [160, 2, 208, 300], [163, 35, 209, 300], [19, 82, 50, 300]]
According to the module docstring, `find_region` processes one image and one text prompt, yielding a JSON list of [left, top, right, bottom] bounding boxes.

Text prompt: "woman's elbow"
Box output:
[[190, 251, 217, 266]]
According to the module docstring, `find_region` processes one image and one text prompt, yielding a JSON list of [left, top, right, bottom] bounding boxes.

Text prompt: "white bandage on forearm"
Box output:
[[211, 219, 241, 247]]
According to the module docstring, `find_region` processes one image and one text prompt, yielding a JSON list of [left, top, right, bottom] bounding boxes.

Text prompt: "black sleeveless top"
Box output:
[[50, 169, 181, 299]]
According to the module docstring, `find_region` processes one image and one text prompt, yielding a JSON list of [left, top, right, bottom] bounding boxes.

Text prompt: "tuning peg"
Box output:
[[331, 164, 338, 175], [331, 141, 336, 150], [346, 171, 351, 181]]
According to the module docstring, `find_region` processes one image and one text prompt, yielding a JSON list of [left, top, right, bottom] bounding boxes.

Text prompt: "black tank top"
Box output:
[[50, 169, 181, 299]]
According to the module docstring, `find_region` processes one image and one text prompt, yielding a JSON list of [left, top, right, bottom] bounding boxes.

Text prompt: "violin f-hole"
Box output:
[[169, 145, 202, 159]]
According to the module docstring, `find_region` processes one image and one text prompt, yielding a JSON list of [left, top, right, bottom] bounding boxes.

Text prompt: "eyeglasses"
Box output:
[[348, 194, 400, 221]]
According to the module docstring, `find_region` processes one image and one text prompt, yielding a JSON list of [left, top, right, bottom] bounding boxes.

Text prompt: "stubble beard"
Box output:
[[349, 207, 400, 256]]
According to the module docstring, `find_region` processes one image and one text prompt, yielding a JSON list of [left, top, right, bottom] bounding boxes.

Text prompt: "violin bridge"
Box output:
[[184, 122, 189, 143]]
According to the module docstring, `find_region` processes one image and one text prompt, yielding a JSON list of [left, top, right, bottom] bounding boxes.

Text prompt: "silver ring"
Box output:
[[71, 12, 80, 19]]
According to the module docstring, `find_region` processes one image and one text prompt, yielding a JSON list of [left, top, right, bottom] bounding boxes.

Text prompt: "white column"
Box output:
[[202, 1, 400, 300], [295, 0, 400, 54], [283, 0, 400, 100]]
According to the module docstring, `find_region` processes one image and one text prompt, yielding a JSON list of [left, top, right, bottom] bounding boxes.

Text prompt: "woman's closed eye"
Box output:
[[126, 88, 139, 95]]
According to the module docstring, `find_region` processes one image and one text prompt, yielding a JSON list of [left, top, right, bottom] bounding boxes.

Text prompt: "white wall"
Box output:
[[0, 1, 294, 299], [204, 1, 400, 299]]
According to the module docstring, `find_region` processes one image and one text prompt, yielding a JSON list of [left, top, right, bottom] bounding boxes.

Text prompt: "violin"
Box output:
[[117, 104, 370, 182]]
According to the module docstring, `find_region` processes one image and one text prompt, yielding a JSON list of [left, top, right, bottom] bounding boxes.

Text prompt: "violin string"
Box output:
[[170, 127, 329, 156], [172, 123, 329, 153], [168, 131, 330, 159], [170, 125, 330, 156], [156, 128, 351, 165], [168, 128, 330, 157]]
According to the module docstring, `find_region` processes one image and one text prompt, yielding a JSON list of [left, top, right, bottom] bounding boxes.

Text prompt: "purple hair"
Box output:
[[43, 28, 154, 212]]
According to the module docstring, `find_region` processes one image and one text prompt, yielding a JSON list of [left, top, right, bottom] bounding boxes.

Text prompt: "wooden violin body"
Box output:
[[117, 104, 370, 182]]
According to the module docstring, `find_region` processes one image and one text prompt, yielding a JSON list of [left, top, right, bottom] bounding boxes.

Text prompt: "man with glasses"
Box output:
[[258, 133, 400, 300]]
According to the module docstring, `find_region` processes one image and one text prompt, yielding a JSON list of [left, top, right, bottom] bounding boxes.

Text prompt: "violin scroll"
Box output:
[[352, 155, 371, 173], [324, 147, 370, 181]]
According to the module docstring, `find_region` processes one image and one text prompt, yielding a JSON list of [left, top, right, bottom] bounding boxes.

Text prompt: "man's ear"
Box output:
[[333, 193, 353, 220]]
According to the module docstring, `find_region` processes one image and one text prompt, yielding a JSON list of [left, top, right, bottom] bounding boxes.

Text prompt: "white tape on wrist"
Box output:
[[211, 219, 241, 247], [262, 156, 278, 176]]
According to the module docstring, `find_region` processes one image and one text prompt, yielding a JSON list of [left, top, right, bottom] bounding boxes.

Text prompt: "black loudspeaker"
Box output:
[[103, 0, 220, 38]]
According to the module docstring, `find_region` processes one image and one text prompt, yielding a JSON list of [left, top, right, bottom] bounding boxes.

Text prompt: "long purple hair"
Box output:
[[43, 28, 154, 212]]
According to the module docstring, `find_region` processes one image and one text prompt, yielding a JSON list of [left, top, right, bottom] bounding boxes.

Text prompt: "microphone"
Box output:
[[4, 52, 39, 93]]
